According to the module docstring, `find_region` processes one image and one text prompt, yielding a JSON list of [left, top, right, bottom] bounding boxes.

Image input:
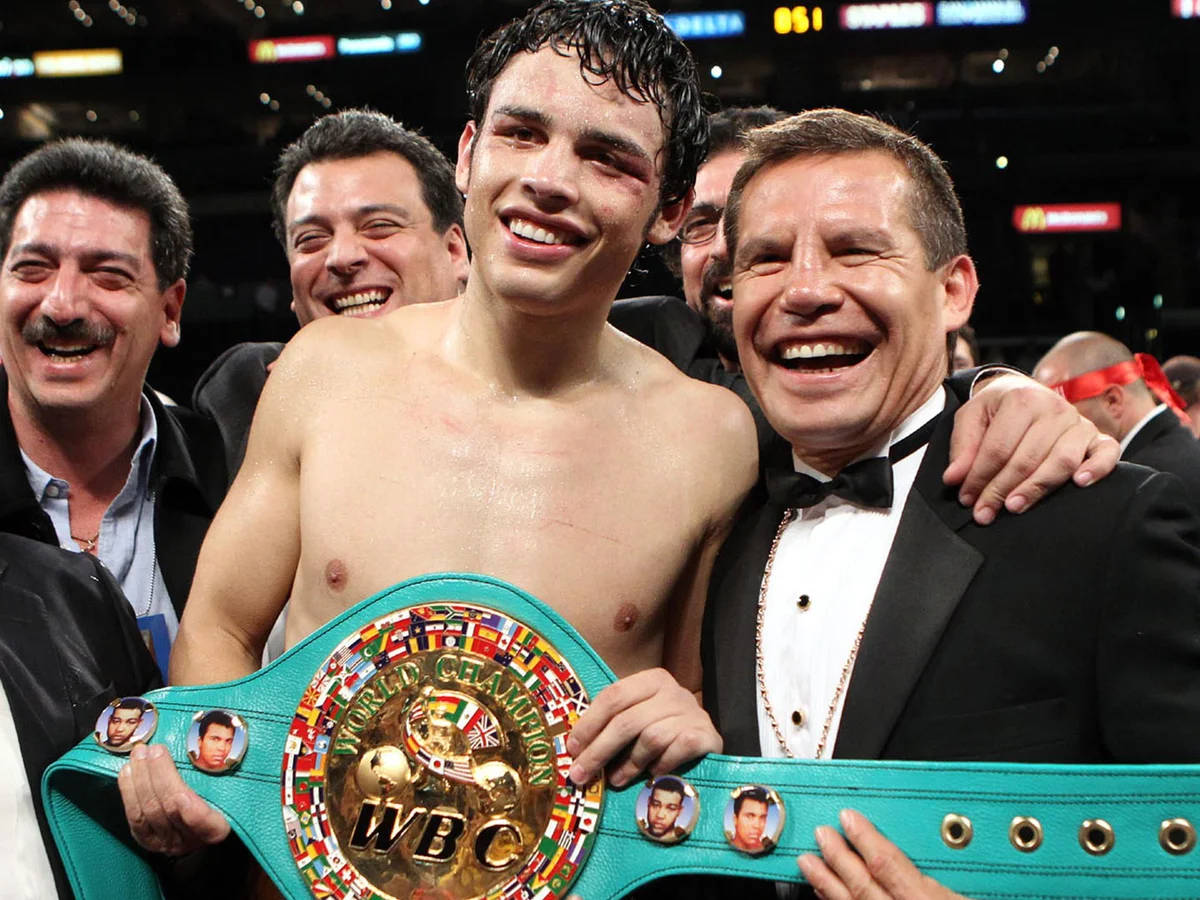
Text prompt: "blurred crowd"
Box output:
[[4, 2, 1200, 898]]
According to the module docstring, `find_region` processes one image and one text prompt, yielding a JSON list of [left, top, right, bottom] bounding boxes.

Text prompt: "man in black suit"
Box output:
[[1035, 331, 1200, 511], [610, 106, 1120, 524], [192, 109, 468, 476], [702, 108, 1200, 897], [0, 532, 159, 897]]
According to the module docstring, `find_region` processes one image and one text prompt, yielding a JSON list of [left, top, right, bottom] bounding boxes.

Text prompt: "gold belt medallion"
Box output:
[[282, 602, 602, 899]]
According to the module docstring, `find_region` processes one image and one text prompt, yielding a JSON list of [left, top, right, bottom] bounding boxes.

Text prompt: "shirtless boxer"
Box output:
[[119, 0, 1117, 859], [120, 0, 747, 855]]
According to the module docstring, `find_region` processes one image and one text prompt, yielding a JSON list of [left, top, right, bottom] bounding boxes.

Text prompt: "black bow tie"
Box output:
[[765, 417, 938, 510]]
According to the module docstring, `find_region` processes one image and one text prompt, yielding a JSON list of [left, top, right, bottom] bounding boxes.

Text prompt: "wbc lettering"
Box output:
[[349, 800, 523, 869]]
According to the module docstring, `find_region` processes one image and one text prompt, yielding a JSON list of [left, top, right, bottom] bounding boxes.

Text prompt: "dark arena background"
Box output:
[[2, 0, 1198, 400]]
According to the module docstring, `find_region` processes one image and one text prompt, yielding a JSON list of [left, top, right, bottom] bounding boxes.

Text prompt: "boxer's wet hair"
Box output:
[[465, 0, 706, 209], [270, 109, 463, 247], [724, 108, 967, 271], [0, 138, 191, 289]]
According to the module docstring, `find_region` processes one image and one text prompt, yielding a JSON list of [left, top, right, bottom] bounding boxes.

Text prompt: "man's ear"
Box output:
[[455, 121, 477, 196], [1100, 384, 1125, 418], [443, 223, 470, 292], [645, 187, 694, 246], [941, 254, 978, 332], [159, 279, 186, 348]]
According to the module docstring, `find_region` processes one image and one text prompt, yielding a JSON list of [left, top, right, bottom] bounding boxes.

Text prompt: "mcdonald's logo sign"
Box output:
[[248, 35, 335, 64], [1012, 202, 1121, 234], [251, 41, 277, 63], [1018, 206, 1046, 231]]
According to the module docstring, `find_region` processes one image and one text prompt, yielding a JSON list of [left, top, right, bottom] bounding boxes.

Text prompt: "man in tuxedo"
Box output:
[[610, 106, 1118, 521], [703, 108, 1200, 897], [1035, 331, 1200, 511]]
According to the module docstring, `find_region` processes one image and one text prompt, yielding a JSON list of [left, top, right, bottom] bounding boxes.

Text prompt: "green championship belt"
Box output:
[[43, 573, 1200, 899]]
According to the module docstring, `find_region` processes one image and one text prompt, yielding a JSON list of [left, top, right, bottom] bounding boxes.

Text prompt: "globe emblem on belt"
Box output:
[[282, 602, 602, 900]]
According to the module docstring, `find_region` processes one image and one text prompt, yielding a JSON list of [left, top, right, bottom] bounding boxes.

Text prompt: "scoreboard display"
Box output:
[[772, 1, 1027, 35]]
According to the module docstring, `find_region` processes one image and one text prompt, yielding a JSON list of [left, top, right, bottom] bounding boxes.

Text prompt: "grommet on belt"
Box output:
[[1079, 819, 1115, 855], [940, 813, 972, 849], [1009, 816, 1043, 852], [1160, 818, 1197, 855]]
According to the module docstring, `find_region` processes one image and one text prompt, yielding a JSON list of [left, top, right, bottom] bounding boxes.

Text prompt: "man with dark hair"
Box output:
[[704, 107, 1200, 897], [611, 104, 1118, 518], [0, 138, 227, 678], [267, 108, 468, 325], [0, 532, 159, 897], [123, 0, 746, 856], [611, 105, 786, 380], [193, 109, 469, 474]]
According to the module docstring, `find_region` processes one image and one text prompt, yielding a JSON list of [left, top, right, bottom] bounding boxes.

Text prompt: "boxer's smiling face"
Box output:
[[454, 47, 687, 317], [731, 151, 975, 473]]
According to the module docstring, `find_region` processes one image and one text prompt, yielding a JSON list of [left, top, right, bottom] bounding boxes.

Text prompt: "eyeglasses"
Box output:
[[677, 207, 723, 245]]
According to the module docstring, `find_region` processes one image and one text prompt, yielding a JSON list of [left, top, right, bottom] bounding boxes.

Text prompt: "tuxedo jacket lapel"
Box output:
[[833, 400, 983, 759]]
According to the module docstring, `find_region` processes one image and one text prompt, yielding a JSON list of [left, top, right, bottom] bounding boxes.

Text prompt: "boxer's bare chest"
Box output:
[[285, 371, 707, 675]]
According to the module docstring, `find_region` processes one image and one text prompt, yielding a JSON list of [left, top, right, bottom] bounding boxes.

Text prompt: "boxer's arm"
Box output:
[[567, 388, 757, 788], [170, 337, 308, 685], [121, 336, 318, 855], [946, 371, 1119, 525]]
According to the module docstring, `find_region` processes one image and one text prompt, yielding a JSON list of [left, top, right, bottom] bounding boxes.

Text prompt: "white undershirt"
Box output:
[[0, 683, 59, 898], [1120, 403, 1166, 457], [756, 388, 945, 761]]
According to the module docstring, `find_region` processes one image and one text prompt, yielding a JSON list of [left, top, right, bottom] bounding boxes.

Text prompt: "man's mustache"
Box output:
[[23, 316, 115, 347], [700, 257, 732, 300]]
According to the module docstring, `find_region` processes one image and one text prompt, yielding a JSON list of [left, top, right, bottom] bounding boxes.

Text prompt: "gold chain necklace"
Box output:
[[755, 507, 868, 760], [71, 531, 99, 553]]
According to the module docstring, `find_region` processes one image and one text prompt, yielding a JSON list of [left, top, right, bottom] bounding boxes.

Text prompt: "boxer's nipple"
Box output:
[[324, 559, 349, 592], [612, 602, 639, 633]]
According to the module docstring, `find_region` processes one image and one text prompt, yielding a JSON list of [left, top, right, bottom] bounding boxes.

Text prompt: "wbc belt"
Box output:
[[43, 573, 1200, 899]]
